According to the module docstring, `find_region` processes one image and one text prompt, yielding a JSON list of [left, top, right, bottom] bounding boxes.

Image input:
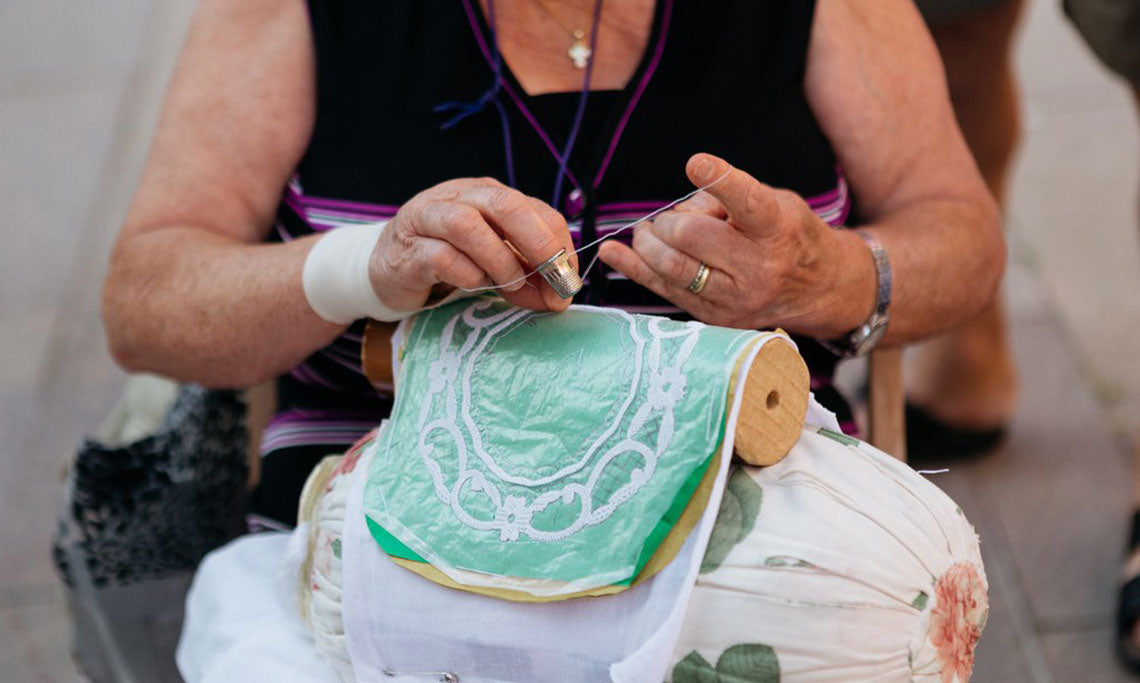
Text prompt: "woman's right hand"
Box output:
[[368, 178, 577, 314]]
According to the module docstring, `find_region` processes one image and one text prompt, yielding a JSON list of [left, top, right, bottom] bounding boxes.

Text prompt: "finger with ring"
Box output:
[[688, 261, 711, 294], [631, 221, 721, 295]]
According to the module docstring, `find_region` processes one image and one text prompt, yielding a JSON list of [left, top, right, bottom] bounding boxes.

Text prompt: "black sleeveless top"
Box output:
[[252, 0, 856, 525]]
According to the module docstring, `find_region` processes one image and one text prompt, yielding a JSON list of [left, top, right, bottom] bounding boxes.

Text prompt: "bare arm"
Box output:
[[599, 0, 1003, 344], [104, 0, 574, 388], [802, 0, 1004, 343], [103, 0, 332, 388]]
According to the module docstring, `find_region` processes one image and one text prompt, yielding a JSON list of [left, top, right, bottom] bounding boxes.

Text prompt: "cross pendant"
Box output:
[[568, 38, 591, 69]]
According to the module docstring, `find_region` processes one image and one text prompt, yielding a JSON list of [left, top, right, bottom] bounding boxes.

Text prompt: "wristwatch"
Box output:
[[820, 230, 891, 358]]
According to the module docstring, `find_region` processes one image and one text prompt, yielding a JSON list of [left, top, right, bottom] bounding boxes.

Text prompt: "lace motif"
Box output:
[[416, 300, 702, 543]]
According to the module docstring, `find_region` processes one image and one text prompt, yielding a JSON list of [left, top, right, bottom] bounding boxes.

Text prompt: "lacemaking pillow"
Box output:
[[175, 301, 988, 683]]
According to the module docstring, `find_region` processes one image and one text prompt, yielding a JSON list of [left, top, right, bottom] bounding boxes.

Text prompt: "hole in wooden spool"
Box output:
[[766, 390, 779, 410]]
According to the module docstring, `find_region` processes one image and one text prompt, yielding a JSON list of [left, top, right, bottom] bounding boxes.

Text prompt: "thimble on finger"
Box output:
[[535, 249, 583, 299]]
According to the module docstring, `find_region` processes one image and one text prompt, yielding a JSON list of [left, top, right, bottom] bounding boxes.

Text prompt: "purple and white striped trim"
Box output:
[[281, 165, 850, 239], [261, 408, 382, 455], [806, 167, 851, 227]]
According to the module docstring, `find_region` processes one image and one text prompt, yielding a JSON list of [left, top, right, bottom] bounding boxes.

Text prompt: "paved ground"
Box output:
[[1, 1, 1138, 681]]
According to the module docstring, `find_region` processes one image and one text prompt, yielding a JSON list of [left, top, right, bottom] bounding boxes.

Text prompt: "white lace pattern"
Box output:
[[415, 301, 703, 543]]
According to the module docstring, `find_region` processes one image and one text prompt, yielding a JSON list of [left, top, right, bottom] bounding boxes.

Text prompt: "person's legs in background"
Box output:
[[1059, 0, 1140, 667], [907, 0, 1026, 460]]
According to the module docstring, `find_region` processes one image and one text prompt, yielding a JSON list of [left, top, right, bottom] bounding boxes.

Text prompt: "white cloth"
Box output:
[[177, 533, 340, 683], [670, 428, 987, 681]]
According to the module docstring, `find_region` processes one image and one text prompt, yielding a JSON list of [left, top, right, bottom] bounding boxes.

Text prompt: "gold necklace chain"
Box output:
[[533, 0, 585, 37]]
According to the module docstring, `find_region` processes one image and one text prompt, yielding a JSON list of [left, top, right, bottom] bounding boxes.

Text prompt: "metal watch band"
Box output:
[[857, 230, 891, 318], [818, 229, 892, 358]]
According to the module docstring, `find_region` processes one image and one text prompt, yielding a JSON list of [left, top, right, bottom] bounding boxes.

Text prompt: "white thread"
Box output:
[[916, 468, 950, 475], [459, 169, 731, 294]]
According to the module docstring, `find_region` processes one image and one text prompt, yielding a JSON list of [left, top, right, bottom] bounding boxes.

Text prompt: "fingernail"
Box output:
[[693, 158, 713, 183], [505, 276, 526, 292]]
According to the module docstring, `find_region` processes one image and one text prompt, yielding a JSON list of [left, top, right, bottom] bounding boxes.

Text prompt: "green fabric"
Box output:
[[622, 451, 716, 585], [367, 449, 717, 585], [362, 298, 759, 587], [372, 438, 725, 603], [367, 517, 421, 563]]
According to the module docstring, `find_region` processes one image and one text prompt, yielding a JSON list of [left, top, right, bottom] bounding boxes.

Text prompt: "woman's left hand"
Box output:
[[598, 153, 872, 338]]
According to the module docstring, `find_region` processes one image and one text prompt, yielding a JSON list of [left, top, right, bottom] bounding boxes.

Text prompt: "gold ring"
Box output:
[[687, 261, 710, 294]]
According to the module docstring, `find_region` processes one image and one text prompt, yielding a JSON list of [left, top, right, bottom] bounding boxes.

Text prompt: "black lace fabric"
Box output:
[[53, 386, 249, 588]]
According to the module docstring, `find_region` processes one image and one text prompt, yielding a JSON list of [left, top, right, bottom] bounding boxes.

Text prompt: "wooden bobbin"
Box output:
[[731, 337, 810, 466], [362, 319, 810, 467]]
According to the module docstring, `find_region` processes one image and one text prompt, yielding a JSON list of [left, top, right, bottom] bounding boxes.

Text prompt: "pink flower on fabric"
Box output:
[[312, 530, 339, 583], [930, 562, 988, 683], [329, 428, 378, 486]]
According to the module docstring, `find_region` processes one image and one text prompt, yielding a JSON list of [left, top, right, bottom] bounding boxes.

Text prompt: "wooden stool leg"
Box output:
[[868, 347, 907, 462], [243, 380, 278, 490]]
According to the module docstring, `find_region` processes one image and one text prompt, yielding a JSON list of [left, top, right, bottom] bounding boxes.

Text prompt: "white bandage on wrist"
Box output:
[[302, 221, 411, 324]]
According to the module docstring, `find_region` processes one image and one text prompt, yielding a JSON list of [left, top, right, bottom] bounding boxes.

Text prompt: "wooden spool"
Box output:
[[362, 318, 809, 466]]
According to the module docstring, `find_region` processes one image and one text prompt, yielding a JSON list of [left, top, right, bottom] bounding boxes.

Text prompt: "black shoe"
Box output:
[[904, 401, 1006, 463]]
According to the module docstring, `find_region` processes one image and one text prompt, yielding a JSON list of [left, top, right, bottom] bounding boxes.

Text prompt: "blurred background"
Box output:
[[1, 0, 1138, 680]]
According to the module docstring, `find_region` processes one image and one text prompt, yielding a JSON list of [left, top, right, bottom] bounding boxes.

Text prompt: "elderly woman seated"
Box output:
[[101, 0, 1003, 680]]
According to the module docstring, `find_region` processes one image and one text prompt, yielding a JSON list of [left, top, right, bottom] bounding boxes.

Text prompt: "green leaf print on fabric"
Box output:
[[816, 427, 859, 447], [718, 644, 780, 682], [672, 651, 720, 683], [332, 538, 342, 560], [700, 466, 763, 574], [763, 556, 813, 569], [672, 644, 781, 683], [911, 591, 929, 611]]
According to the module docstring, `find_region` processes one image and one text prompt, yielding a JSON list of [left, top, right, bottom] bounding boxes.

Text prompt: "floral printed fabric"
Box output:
[[282, 430, 987, 682], [669, 428, 988, 682], [294, 431, 377, 683], [930, 562, 989, 682]]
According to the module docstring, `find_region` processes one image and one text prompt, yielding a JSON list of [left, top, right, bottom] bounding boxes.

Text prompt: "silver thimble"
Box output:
[[535, 249, 583, 299]]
